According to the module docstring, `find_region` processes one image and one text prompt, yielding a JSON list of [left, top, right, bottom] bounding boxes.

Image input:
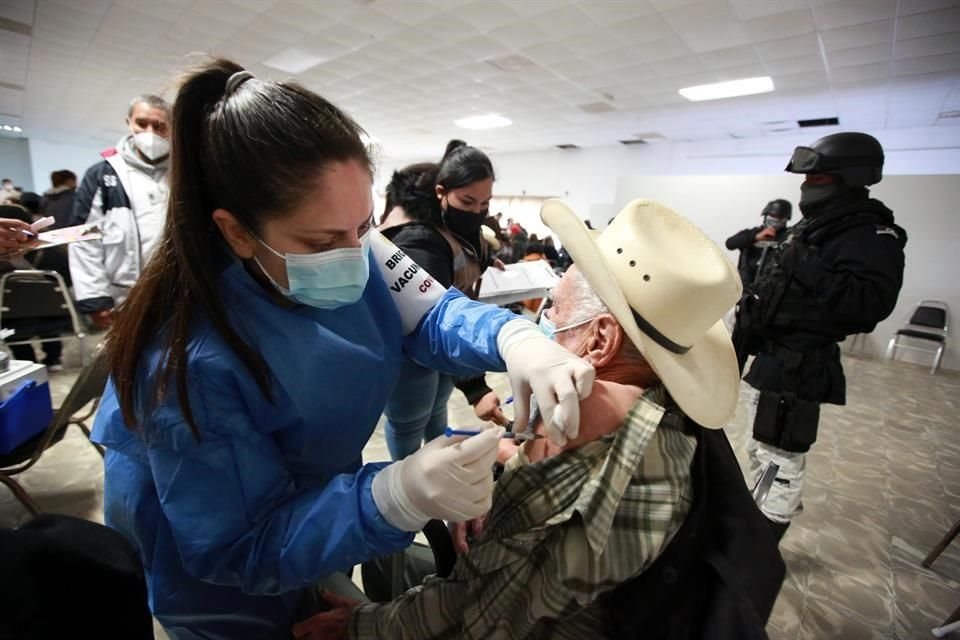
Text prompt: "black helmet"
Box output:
[[762, 199, 792, 220], [785, 132, 884, 186]]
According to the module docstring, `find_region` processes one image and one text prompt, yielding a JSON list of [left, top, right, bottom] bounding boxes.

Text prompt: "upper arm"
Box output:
[[72, 164, 102, 225]]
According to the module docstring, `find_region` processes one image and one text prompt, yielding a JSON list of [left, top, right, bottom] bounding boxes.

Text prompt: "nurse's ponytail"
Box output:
[[107, 57, 371, 437]]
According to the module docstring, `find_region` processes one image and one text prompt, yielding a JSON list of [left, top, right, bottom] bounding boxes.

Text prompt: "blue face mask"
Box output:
[[254, 232, 371, 310], [538, 310, 593, 341]]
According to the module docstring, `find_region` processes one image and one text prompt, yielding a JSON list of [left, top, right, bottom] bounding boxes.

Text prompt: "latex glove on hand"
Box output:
[[372, 427, 504, 532], [497, 319, 595, 447]]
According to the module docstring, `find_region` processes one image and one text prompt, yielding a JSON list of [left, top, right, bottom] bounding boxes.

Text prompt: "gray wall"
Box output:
[[0, 138, 33, 193]]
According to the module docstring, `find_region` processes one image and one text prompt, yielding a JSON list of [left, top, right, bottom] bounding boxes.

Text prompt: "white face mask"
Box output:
[[132, 131, 170, 161], [537, 309, 594, 341]]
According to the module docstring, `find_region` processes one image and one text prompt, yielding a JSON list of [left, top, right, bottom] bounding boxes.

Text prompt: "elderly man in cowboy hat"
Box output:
[[295, 200, 783, 640]]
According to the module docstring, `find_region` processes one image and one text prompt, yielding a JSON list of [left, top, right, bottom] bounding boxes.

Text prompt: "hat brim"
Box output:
[[541, 199, 739, 428]]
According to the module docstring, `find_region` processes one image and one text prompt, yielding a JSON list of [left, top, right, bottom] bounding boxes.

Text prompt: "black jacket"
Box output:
[[744, 196, 906, 403], [0, 514, 154, 640], [602, 426, 785, 639], [39, 186, 76, 230]]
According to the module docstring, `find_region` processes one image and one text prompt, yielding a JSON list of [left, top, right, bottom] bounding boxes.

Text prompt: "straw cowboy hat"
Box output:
[[541, 198, 742, 427]]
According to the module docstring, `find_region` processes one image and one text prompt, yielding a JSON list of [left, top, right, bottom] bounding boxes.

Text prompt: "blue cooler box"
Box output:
[[0, 361, 54, 455]]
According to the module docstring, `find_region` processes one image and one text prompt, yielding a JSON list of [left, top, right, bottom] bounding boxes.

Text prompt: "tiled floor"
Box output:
[[2, 339, 957, 639]]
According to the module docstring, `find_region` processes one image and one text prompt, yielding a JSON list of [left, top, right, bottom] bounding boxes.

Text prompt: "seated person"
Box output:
[[295, 199, 747, 640]]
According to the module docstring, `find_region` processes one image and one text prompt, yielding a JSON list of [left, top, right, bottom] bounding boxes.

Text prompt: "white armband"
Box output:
[[369, 228, 447, 335]]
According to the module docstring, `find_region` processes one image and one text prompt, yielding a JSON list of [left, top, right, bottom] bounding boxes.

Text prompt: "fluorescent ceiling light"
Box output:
[[2, 125, 11, 131], [262, 48, 328, 74], [454, 114, 512, 130], [12, 126, 21, 132], [678, 76, 774, 102]]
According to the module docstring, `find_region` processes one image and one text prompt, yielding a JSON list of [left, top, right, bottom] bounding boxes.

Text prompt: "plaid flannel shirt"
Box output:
[[350, 385, 697, 640]]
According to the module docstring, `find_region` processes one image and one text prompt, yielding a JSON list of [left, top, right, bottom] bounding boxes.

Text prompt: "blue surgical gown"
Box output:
[[91, 256, 514, 639]]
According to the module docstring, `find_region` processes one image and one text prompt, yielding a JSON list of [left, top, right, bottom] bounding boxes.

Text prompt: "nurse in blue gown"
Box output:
[[90, 59, 595, 639]]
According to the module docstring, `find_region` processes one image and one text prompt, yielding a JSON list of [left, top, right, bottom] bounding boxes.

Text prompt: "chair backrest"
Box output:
[[0, 271, 73, 320], [55, 349, 109, 422], [909, 300, 948, 331]]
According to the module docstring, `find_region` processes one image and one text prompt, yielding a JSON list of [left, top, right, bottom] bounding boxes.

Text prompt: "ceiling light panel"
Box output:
[[679, 76, 775, 101], [262, 48, 328, 74], [454, 113, 512, 130]]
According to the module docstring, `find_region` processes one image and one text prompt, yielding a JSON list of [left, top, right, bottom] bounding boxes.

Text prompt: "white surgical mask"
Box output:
[[537, 310, 593, 341], [132, 131, 170, 162], [254, 232, 371, 310]]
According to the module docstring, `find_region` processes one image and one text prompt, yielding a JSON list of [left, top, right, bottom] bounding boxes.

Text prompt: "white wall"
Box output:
[[379, 125, 960, 230], [27, 138, 108, 193], [0, 138, 34, 192], [613, 174, 960, 372]]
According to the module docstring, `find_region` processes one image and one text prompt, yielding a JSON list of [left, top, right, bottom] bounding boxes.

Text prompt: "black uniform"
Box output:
[[726, 225, 787, 288], [743, 194, 906, 451]]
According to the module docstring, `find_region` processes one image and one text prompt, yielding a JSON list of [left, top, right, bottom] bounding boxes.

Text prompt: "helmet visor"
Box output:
[[785, 146, 821, 173]]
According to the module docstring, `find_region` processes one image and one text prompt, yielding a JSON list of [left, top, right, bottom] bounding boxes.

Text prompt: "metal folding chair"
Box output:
[[885, 300, 949, 374], [0, 270, 87, 366]]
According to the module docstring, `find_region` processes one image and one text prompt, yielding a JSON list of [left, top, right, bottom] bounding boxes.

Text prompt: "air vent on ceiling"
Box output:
[[486, 55, 536, 72], [938, 110, 960, 119], [619, 139, 647, 145], [556, 144, 580, 150], [579, 101, 616, 114], [798, 117, 839, 128]]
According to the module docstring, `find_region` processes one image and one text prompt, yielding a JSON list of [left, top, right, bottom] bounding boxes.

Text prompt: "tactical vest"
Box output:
[[750, 211, 895, 341]]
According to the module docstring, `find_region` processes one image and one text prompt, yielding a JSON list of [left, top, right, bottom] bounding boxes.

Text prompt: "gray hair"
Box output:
[[128, 94, 170, 117], [564, 268, 651, 369], [566, 268, 610, 324]]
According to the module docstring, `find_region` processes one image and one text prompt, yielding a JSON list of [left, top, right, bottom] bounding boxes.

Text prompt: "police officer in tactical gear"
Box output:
[[727, 199, 793, 286], [742, 132, 907, 541], [728, 199, 793, 371]]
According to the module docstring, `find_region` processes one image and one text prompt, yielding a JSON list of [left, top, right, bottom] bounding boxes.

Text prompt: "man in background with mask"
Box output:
[[726, 199, 792, 286], [69, 94, 170, 329], [741, 132, 906, 542], [728, 199, 792, 371]]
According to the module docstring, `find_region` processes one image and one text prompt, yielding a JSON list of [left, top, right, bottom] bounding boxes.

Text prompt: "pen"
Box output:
[[444, 427, 542, 440]]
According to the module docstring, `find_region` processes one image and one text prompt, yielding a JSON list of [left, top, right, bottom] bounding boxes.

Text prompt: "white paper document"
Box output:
[[35, 224, 102, 249], [478, 260, 559, 306]]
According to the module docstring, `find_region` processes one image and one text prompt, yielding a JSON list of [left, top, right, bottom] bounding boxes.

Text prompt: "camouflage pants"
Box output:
[[746, 386, 806, 523]]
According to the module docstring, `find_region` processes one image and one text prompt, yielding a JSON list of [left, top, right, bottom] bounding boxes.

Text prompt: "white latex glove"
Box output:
[[372, 427, 505, 532], [497, 319, 595, 447]]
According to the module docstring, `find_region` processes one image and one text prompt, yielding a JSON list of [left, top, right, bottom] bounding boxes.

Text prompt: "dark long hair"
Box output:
[[380, 162, 441, 225], [436, 139, 495, 191], [107, 58, 370, 437]]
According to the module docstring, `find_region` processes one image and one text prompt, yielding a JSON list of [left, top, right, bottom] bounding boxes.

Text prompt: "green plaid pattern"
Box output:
[[351, 385, 696, 640]]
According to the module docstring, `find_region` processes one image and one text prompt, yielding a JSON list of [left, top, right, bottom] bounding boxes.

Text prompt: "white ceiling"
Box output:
[[1, 0, 960, 159]]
